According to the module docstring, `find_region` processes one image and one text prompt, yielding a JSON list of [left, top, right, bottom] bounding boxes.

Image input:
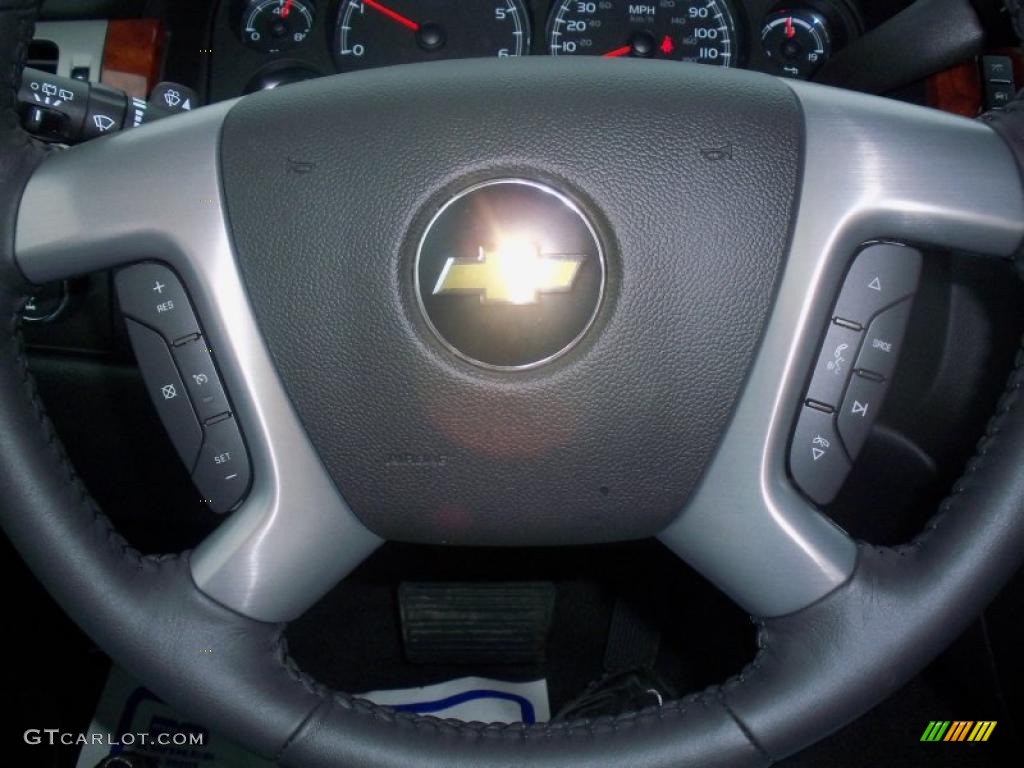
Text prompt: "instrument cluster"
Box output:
[[211, 0, 866, 99]]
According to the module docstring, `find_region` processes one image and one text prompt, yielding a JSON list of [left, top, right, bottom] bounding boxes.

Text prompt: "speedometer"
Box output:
[[547, 0, 738, 66]]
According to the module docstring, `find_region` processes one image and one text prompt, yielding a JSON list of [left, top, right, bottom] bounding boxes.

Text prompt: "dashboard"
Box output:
[[19, 0, 1018, 347], [207, 0, 895, 100]]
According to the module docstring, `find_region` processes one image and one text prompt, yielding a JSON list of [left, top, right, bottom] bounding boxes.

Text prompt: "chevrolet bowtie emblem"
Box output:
[[415, 179, 604, 369], [433, 242, 585, 305]]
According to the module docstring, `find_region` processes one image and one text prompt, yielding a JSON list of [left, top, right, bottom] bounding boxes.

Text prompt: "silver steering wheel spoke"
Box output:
[[15, 103, 382, 622], [660, 81, 1024, 618], [14, 78, 1024, 625]]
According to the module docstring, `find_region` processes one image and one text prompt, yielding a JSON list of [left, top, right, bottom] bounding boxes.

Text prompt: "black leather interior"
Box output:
[[2, 2, 1024, 766]]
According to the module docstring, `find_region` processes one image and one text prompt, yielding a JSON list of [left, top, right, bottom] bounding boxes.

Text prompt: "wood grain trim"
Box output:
[[101, 19, 165, 100], [927, 49, 1024, 118], [926, 60, 982, 118]]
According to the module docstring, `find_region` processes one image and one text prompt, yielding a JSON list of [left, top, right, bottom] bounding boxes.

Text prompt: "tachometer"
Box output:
[[547, 0, 738, 66], [335, 0, 531, 73]]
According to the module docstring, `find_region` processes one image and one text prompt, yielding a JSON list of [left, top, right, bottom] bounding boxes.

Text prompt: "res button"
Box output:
[[116, 263, 200, 344]]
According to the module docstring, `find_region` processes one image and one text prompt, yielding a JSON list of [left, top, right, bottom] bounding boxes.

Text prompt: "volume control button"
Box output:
[[789, 405, 851, 505], [833, 244, 921, 328]]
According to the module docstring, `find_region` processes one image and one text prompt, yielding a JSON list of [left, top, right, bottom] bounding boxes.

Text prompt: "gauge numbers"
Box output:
[[336, 0, 530, 73], [548, 0, 738, 67]]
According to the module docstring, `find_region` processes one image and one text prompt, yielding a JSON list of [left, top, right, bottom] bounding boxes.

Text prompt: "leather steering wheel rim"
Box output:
[[3, 2, 1024, 766]]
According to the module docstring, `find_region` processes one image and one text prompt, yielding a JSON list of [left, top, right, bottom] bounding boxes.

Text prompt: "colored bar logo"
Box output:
[[920, 721, 996, 742]]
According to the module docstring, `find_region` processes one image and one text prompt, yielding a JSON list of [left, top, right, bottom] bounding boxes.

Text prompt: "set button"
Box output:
[[193, 416, 251, 514]]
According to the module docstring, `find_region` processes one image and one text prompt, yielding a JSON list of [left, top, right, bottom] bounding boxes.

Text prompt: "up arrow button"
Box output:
[[833, 244, 921, 328]]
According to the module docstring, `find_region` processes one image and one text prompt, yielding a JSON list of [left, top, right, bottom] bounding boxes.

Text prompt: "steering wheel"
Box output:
[[4, 2, 1024, 766]]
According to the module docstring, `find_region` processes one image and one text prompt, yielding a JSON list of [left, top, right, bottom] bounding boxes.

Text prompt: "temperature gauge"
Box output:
[[761, 9, 831, 79], [240, 0, 315, 53]]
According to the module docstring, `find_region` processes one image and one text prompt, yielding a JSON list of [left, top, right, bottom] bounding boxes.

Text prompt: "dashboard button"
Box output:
[[833, 244, 921, 327], [116, 263, 200, 344], [172, 336, 231, 423], [838, 372, 888, 459], [982, 55, 1014, 84], [985, 81, 1014, 109], [789, 405, 850, 505], [124, 319, 202, 471], [854, 298, 912, 380], [806, 321, 863, 409], [193, 416, 251, 514]]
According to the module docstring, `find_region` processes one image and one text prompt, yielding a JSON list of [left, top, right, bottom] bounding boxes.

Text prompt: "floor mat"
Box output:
[[359, 676, 549, 724], [75, 667, 548, 767], [75, 665, 273, 768]]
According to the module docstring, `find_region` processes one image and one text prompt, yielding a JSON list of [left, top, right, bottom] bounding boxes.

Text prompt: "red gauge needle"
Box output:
[[784, 16, 796, 39], [603, 45, 632, 58], [281, 0, 293, 18], [362, 0, 420, 32]]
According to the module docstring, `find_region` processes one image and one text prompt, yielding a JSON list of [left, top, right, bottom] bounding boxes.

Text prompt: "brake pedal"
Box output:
[[399, 582, 555, 665]]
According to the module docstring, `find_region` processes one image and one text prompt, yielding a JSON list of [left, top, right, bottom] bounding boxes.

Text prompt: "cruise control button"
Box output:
[[116, 263, 200, 344], [838, 372, 888, 459], [172, 336, 231, 423], [806, 322, 863, 409], [124, 319, 202, 470], [833, 244, 921, 327], [855, 298, 912, 380], [193, 416, 251, 514], [789, 405, 850, 505]]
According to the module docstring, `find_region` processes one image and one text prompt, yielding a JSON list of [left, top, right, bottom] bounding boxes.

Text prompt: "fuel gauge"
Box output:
[[761, 9, 831, 79]]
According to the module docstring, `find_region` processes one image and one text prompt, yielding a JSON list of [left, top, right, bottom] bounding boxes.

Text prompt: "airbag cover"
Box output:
[[219, 58, 802, 544]]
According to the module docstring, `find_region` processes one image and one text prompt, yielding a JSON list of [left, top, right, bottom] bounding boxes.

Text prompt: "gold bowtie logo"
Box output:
[[433, 241, 585, 305]]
